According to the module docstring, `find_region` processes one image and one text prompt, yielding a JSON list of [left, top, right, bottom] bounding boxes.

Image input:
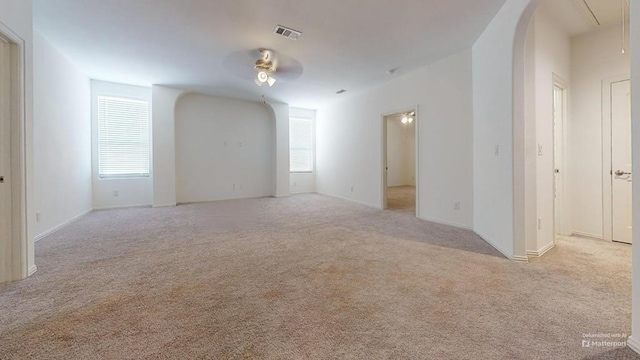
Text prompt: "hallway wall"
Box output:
[[570, 24, 630, 239]]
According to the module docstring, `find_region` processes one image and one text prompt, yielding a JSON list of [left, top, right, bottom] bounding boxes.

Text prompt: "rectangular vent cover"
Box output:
[[274, 25, 302, 40]]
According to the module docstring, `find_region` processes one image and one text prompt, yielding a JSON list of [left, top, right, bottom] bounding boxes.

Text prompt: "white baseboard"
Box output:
[[526, 241, 555, 257], [419, 215, 473, 231], [571, 231, 603, 240], [28, 265, 38, 276], [628, 336, 640, 354], [474, 230, 528, 262], [35, 209, 92, 242], [512, 255, 530, 263], [177, 195, 273, 206], [152, 203, 176, 208], [317, 192, 381, 210], [96, 203, 152, 210]]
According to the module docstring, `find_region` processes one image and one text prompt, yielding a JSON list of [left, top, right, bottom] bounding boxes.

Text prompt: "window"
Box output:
[[97, 96, 150, 178], [289, 118, 313, 172]]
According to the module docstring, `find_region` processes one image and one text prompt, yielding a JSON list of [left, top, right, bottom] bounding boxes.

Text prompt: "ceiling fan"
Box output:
[[222, 48, 303, 87], [254, 49, 277, 87]]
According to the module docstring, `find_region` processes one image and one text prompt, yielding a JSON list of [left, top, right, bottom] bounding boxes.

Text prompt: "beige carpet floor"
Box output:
[[0, 194, 638, 359], [387, 186, 415, 214]]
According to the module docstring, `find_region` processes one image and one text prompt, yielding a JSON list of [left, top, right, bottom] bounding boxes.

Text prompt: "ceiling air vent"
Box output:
[[274, 25, 302, 40]]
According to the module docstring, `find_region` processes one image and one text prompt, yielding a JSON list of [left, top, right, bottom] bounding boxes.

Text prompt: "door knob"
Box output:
[[615, 170, 631, 176]]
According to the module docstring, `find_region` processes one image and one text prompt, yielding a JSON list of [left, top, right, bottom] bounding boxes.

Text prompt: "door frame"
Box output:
[[0, 22, 28, 282], [552, 74, 569, 237], [380, 105, 420, 217], [602, 75, 631, 242]]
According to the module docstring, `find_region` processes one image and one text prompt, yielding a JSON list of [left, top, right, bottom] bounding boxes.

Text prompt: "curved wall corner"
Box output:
[[472, 0, 538, 261], [265, 101, 290, 198], [151, 85, 190, 207]]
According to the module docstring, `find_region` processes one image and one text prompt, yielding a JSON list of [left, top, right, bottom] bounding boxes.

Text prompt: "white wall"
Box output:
[[631, 0, 640, 352], [91, 81, 152, 209], [472, 0, 538, 260], [33, 32, 91, 239], [317, 49, 473, 228], [175, 94, 274, 203], [1, 0, 35, 277], [386, 117, 415, 187], [570, 24, 630, 238], [267, 102, 290, 198], [289, 107, 316, 195], [529, 10, 571, 253], [524, 16, 538, 254], [151, 85, 188, 207]]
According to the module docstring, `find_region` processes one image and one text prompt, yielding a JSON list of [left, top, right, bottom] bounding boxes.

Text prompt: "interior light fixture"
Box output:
[[254, 49, 277, 87], [401, 112, 414, 125], [254, 70, 276, 87]]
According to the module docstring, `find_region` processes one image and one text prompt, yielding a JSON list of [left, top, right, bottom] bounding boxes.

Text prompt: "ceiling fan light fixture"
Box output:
[[257, 71, 268, 83], [267, 76, 276, 87]]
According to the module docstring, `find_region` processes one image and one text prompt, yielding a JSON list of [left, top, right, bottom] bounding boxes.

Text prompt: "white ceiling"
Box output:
[[537, 0, 625, 37], [34, 0, 507, 109]]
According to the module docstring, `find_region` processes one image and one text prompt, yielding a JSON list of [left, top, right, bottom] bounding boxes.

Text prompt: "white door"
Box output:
[[611, 80, 632, 244], [0, 38, 11, 279], [553, 85, 564, 236]]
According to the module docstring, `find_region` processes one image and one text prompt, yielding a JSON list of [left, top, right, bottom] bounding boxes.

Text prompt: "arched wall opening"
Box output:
[[174, 93, 276, 204], [151, 85, 290, 207], [509, 0, 639, 352]]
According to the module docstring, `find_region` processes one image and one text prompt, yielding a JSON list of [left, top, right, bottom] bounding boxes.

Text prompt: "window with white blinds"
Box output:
[[97, 96, 150, 178], [289, 117, 313, 172]]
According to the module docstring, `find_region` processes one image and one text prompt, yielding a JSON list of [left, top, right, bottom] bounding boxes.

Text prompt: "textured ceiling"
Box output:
[[538, 0, 624, 37], [34, 0, 508, 108]]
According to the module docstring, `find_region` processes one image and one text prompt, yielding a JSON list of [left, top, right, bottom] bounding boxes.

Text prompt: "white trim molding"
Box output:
[[628, 336, 640, 355], [152, 203, 176, 208], [35, 209, 92, 242], [420, 215, 473, 231], [317, 192, 380, 210], [28, 264, 37, 276], [526, 241, 555, 257], [95, 204, 151, 211], [474, 230, 529, 263], [571, 231, 604, 241]]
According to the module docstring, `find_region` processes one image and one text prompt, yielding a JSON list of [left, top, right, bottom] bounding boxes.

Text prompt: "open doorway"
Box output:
[[524, 0, 631, 257], [382, 109, 417, 215]]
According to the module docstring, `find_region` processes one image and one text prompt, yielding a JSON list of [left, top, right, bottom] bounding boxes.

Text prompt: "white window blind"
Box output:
[[290, 118, 313, 172], [98, 96, 150, 178]]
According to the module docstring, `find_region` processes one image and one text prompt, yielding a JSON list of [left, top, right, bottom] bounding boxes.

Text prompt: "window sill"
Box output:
[[99, 175, 150, 180]]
